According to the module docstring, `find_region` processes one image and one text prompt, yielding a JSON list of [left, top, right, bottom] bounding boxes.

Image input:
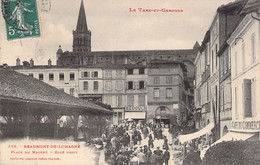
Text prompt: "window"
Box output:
[[154, 88, 160, 98], [70, 73, 75, 80], [83, 71, 90, 78], [83, 81, 88, 91], [116, 70, 122, 77], [59, 73, 64, 80], [128, 68, 134, 75], [242, 43, 245, 69], [166, 88, 173, 98], [154, 77, 160, 84], [116, 95, 122, 107], [93, 71, 98, 78], [235, 87, 238, 119], [49, 73, 54, 81], [251, 33, 256, 63], [29, 73, 33, 78], [139, 68, 145, 74], [243, 79, 252, 118], [94, 81, 98, 90], [105, 95, 112, 105], [70, 88, 74, 96], [139, 94, 145, 106], [166, 76, 173, 84], [235, 51, 238, 75], [39, 73, 43, 80], [105, 81, 112, 91], [127, 95, 134, 106], [128, 81, 133, 90], [139, 81, 145, 89], [116, 81, 123, 91], [105, 70, 112, 78]]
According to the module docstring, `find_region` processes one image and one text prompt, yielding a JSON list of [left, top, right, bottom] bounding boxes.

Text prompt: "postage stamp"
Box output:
[[1, 0, 40, 40]]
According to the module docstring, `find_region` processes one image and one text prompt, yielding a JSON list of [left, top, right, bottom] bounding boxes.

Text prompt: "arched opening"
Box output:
[[223, 126, 228, 136], [155, 106, 170, 128]]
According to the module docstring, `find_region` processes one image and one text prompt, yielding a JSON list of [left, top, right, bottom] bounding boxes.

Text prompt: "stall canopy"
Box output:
[[179, 123, 214, 143], [200, 131, 256, 159]]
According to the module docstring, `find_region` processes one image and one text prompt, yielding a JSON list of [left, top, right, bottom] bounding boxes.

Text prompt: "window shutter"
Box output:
[[91, 72, 94, 77], [126, 81, 128, 90], [243, 79, 252, 117], [81, 72, 84, 78], [136, 81, 140, 90], [144, 81, 147, 90], [133, 81, 136, 90]]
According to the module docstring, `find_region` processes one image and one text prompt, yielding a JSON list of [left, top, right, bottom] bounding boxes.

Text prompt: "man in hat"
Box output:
[[164, 149, 170, 165], [129, 153, 139, 165]]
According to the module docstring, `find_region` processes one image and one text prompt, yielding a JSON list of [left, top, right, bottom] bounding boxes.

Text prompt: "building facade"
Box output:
[[227, 2, 260, 140]]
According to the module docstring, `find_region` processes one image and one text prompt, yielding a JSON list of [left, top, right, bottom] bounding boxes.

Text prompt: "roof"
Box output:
[[90, 49, 195, 57], [0, 67, 112, 113], [241, 0, 260, 14], [217, 0, 246, 14], [76, 0, 88, 32]]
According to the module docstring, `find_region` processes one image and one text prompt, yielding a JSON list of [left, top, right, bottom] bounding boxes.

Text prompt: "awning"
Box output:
[[125, 112, 146, 119], [179, 123, 214, 143], [200, 131, 256, 159]]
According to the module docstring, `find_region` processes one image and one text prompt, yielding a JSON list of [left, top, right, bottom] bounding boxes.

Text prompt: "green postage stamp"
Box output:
[[2, 0, 40, 40]]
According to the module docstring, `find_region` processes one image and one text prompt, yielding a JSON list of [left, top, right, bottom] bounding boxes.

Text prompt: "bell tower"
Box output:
[[73, 0, 91, 52]]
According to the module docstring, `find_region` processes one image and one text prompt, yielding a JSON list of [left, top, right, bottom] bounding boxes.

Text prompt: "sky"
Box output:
[[0, 0, 234, 65]]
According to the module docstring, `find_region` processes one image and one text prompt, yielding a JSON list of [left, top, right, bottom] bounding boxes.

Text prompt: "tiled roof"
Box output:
[[0, 68, 112, 113]]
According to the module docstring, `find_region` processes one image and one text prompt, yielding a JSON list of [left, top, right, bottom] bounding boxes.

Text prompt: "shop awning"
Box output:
[[200, 131, 256, 159], [179, 123, 214, 143], [125, 112, 146, 119]]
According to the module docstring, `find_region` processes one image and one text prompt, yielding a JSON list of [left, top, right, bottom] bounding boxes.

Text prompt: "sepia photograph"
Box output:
[[0, 0, 259, 164]]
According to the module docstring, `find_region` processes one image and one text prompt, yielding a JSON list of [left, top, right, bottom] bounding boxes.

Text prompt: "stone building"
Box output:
[[12, 0, 197, 126]]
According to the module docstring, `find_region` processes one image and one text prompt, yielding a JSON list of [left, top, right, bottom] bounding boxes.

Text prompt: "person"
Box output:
[[142, 126, 148, 139], [110, 153, 117, 165], [163, 149, 170, 165], [137, 149, 147, 165], [116, 151, 125, 165], [163, 136, 169, 150], [130, 153, 139, 165], [150, 151, 157, 165], [154, 147, 163, 165], [148, 134, 154, 148]]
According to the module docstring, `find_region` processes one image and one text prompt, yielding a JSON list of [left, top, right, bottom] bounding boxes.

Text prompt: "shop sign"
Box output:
[[125, 106, 147, 112], [232, 121, 260, 130]]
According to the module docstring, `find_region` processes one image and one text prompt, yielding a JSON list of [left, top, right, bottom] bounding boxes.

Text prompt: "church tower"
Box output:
[[73, 0, 91, 52]]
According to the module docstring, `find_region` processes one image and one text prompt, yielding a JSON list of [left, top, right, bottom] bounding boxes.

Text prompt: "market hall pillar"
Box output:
[[22, 108, 32, 138], [73, 113, 79, 141]]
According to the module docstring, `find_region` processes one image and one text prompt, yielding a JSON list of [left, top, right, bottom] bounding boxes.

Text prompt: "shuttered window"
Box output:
[[83, 81, 88, 91], [243, 79, 252, 117], [127, 95, 134, 106], [139, 94, 145, 106]]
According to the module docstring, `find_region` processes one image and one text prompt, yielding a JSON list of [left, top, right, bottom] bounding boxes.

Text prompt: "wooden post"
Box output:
[[73, 113, 79, 141], [23, 108, 32, 139]]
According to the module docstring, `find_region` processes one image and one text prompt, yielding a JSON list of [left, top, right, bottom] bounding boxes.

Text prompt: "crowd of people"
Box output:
[[101, 120, 171, 165]]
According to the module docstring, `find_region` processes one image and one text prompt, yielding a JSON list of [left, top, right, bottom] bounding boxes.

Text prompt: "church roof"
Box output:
[[76, 0, 88, 32]]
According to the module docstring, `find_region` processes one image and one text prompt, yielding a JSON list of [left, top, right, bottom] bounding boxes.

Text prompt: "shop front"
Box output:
[[124, 106, 147, 121], [155, 106, 171, 128]]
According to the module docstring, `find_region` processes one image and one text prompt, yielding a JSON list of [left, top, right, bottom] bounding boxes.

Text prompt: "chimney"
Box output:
[[30, 58, 34, 67], [16, 58, 20, 66], [48, 59, 52, 66]]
